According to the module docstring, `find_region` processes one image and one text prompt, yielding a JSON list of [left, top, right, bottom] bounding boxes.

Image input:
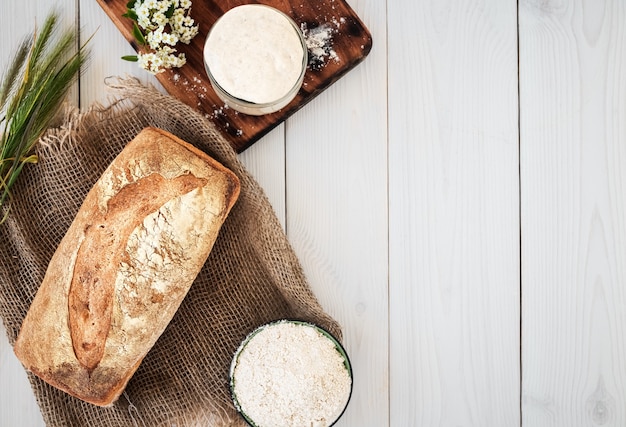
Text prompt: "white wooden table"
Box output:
[[2, 0, 625, 426]]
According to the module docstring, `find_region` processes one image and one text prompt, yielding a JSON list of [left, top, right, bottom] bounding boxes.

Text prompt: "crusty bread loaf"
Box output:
[[13, 127, 240, 406]]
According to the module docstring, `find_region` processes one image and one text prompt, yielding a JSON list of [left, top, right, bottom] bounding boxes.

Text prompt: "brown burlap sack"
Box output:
[[0, 77, 340, 426]]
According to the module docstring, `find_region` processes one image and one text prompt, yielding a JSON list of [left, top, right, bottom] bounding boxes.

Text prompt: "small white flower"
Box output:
[[153, 11, 167, 26], [178, 26, 197, 44], [170, 52, 186, 68], [172, 10, 185, 26], [137, 52, 164, 74], [145, 28, 162, 50], [157, 0, 171, 13], [162, 32, 178, 46]]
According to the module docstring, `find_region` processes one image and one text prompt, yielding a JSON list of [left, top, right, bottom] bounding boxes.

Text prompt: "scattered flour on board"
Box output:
[[231, 322, 352, 427], [171, 72, 243, 136], [171, 72, 207, 96], [302, 22, 341, 68]]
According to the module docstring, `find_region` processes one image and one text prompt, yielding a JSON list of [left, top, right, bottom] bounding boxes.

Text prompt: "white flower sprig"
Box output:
[[122, 0, 199, 74]]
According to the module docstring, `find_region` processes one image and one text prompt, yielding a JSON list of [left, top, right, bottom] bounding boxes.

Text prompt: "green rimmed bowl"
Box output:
[[229, 320, 353, 427]]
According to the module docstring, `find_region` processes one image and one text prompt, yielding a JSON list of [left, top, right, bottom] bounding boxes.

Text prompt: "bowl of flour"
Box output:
[[203, 5, 308, 116], [230, 320, 353, 427]]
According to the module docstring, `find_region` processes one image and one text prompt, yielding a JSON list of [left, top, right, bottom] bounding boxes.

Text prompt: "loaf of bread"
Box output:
[[14, 127, 240, 406]]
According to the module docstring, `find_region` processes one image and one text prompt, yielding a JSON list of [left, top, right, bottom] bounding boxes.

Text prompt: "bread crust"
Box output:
[[13, 127, 240, 406]]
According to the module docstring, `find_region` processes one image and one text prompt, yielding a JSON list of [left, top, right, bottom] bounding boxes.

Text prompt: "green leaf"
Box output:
[[122, 10, 139, 21], [165, 3, 176, 18], [132, 22, 146, 45], [121, 55, 139, 62], [126, 0, 137, 9]]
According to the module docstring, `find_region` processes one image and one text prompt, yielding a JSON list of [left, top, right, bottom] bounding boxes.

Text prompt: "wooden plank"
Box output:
[[520, 0, 626, 424], [0, 323, 45, 427], [79, 0, 163, 108], [387, 0, 521, 425], [238, 126, 287, 229], [284, 0, 387, 423], [96, 0, 372, 153], [0, 2, 75, 426]]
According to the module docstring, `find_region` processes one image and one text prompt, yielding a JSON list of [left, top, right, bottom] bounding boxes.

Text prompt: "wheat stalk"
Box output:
[[0, 11, 91, 223]]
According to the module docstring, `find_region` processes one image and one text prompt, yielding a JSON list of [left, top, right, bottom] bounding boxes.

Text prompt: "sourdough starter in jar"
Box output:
[[203, 5, 307, 115]]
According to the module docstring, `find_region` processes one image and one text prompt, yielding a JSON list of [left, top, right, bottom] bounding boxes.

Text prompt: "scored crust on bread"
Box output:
[[13, 127, 240, 406]]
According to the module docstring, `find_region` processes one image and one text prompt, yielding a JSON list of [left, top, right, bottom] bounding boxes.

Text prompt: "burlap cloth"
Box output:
[[0, 78, 341, 426]]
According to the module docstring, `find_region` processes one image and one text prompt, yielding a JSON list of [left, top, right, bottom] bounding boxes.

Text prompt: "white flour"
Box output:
[[302, 23, 338, 67], [204, 5, 305, 104], [231, 321, 352, 427]]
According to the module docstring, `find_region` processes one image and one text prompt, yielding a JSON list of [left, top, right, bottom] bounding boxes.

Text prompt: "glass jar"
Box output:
[[203, 5, 308, 116]]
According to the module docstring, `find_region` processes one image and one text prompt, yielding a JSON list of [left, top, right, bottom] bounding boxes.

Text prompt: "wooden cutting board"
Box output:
[[96, 0, 372, 153]]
